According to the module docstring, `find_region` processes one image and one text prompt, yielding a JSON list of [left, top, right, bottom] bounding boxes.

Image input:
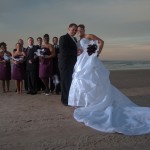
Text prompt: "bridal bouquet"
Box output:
[[87, 40, 99, 56]]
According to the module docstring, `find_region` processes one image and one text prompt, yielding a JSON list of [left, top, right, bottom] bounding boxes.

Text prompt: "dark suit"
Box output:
[[22, 47, 28, 91], [26, 45, 38, 94], [59, 33, 77, 105], [50, 44, 61, 94]]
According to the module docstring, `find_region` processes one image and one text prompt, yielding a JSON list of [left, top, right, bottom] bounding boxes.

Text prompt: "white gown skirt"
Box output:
[[68, 53, 150, 135]]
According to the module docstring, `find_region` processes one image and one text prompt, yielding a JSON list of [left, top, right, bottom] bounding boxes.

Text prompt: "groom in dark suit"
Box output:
[[26, 37, 38, 95], [59, 23, 78, 106]]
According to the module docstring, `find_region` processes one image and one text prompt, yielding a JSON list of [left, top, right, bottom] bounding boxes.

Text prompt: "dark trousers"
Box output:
[[59, 66, 74, 105], [55, 82, 61, 94], [50, 77, 55, 92], [26, 69, 37, 93], [23, 63, 28, 91], [37, 77, 45, 91], [24, 75, 28, 91]]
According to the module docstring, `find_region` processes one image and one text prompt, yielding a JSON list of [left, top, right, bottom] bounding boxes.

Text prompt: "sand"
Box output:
[[0, 69, 150, 150]]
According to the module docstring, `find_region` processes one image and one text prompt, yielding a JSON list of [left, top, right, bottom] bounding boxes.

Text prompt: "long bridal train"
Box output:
[[68, 38, 150, 135]]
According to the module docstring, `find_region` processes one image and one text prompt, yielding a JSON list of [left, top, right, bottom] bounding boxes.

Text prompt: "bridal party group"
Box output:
[[0, 35, 61, 95]]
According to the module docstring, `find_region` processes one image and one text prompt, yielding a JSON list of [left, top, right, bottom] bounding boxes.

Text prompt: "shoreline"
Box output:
[[110, 69, 150, 88]]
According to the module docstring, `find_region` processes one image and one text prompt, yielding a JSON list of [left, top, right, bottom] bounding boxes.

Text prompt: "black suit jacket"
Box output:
[[26, 45, 38, 71], [52, 44, 59, 75], [59, 33, 77, 68]]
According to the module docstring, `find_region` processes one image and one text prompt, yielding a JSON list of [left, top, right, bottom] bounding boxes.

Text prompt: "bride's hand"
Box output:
[[97, 39, 104, 55], [77, 48, 83, 56], [97, 49, 101, 56]]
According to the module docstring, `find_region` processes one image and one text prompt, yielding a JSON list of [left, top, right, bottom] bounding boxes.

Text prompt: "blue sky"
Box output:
[[0, 0, 150, 60]]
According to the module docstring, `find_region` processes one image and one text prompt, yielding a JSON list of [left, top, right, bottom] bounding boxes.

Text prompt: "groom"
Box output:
[[59, 23, 78, 106]]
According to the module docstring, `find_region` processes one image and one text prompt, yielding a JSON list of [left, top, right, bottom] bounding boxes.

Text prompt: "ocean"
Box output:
[[102, 61, 150, 70], [10, 60, 150, 71]]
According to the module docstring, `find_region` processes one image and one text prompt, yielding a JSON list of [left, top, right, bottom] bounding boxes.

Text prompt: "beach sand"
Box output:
[[0, 69, 150, 150]]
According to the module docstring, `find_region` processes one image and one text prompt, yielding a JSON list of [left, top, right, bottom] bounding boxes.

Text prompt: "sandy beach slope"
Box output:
[[0, 69, 150, 150]]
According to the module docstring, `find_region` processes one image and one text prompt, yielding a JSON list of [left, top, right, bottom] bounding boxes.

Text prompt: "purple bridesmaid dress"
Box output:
[[12, 55, 25, 80], [39, 48, 52, 79], [0, 55, 11, 80]]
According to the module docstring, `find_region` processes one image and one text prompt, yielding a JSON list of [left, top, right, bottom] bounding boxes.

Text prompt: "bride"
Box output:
[[68, 24, 150, 135]]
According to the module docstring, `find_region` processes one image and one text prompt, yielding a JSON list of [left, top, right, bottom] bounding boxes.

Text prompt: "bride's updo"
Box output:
[[78, 24, 85, 30]]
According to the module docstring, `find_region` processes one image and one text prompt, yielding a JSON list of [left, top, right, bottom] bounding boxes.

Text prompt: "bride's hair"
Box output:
[[78, 24, 85, 29]]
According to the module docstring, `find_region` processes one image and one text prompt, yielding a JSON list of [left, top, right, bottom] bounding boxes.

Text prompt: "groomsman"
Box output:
[[26, 37, 38, 95], [36, 37, 42, 49], [50, 37, 61, 94], [59, 23, 78, 106]]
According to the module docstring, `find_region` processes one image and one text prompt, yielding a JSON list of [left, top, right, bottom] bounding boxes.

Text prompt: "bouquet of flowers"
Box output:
[[87, 40, 99, 56], [12, 55, 24, 62], [34, 49, 46, 57], [53, 75, 60, 85], [3, 53, 12, 61], [87, 44, 97, 56]]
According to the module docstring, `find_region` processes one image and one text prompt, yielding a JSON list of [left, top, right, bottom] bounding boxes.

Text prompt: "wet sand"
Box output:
[[0, 69, 150, 150]]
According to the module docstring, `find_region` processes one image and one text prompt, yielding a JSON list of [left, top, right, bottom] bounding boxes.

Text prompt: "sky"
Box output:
[[0, 0, 150, 60]]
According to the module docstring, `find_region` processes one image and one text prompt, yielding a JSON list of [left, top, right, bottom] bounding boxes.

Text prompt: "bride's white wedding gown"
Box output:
[[68, 38, 150, 135]]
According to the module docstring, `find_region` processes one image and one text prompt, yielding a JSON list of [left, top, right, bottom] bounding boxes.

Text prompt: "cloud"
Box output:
[[0, 0, 150, 60]]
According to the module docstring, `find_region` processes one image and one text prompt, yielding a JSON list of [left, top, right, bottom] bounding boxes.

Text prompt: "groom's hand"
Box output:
[[77, 48, 83, 56]]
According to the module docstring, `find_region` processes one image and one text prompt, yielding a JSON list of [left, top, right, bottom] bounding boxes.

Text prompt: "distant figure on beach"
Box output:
[[39, 34, 55, 96], [12, 43, 26, 94], [26, 37, 38, 95], [50, 36, 61, 95], [0, 42, 12, 93], [68, 24, 150, 135], [59, 23, 78, 106]]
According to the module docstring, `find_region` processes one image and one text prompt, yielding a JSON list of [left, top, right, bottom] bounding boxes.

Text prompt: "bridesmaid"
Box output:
[[39, 34, 55, 95], [0, 42, 12, 93], [12, 43, 26, 94]]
